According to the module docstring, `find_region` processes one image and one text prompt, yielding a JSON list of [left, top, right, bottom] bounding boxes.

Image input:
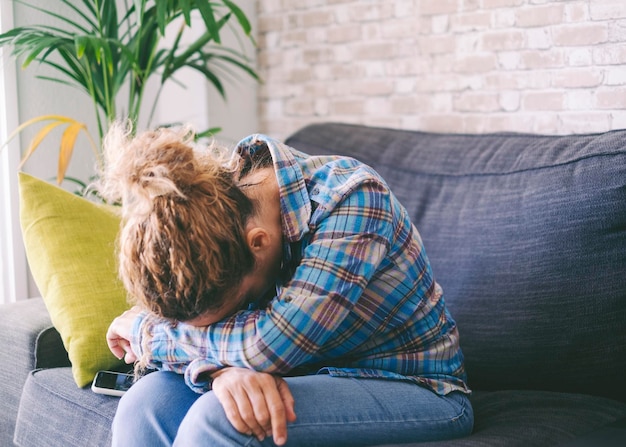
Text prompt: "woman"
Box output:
[[103, 123, 473, 446]]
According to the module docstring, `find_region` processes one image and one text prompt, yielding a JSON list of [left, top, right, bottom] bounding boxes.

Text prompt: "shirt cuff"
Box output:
[[129, 310, 149, 360], [184, 358, 224, 394]]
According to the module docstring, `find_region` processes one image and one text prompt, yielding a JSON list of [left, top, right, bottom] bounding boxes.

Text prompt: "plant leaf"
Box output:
[[222, 0, 251, 35], [75, 35, 89, 59], [57, 122, 84, 184], [58, 0, 98, 31], [196, 127, 222, 139], [21, 1, 92, 35], [4, 115, 73, 148], [194, 0, 221, 44], [18, 121, 65, 169], [187, 62, 225, 98], [156, 0, 168, 35], [179, 0, 192, 25]]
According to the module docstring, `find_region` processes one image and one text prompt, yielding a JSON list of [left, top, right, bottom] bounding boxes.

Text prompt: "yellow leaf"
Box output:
[[58, 122, 85, 184], [6, 115, 96, 184], [4, 115, 74, 147], [18, 121, 66, 170]]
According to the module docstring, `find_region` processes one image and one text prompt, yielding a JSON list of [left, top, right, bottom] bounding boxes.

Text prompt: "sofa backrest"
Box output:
[[285, 122, 626, 403]]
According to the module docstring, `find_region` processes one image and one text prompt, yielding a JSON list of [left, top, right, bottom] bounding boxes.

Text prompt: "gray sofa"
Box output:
[[1, 122, 625, 447]]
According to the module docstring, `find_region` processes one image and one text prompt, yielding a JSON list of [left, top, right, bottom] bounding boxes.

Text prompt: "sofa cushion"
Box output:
[[285, 123, 626, 403], [0, 298, 65, 447], [15, 368, 118, 447], [375, 391, 626, 447], [15, 369, 626, 447], [18, 173, 130, 387]]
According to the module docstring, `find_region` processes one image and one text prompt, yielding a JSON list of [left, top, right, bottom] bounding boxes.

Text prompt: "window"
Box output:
[[0, 2, 28, 304]]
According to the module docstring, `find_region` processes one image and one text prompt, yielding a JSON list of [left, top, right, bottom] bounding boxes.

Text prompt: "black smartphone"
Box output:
[[91, 370, 135, 397]]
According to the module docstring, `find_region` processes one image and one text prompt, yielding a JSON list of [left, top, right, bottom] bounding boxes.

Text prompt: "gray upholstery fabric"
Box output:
[[14, 369, 626, 447], [378, 391, 626, 447], [286, 123, 626, 403], [15, 368, 117, 447], [0, 298, 67, 447], [558, 416, 626, 447]]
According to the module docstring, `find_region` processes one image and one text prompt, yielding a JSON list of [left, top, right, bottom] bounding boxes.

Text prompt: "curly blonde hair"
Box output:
[[98, 122, 256, 321]]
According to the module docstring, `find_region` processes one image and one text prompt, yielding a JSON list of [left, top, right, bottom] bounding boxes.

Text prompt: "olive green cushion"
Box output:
[[18, 172, 129, 387]]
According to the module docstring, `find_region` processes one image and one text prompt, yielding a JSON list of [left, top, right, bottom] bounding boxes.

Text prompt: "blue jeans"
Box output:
[[112, 371, 473, 446]]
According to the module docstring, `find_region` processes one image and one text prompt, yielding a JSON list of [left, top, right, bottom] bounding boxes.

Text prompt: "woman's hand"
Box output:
[[106, 306, 143, 363], [210, 367, 297, 446]]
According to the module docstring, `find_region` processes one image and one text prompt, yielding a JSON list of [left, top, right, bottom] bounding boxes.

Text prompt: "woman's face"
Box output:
[[185, 166, 283, 327], [185, 242, 283, 327], [184, 265, 279, 327]]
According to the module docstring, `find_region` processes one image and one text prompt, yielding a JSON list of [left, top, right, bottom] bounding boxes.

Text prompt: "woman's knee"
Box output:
[[115, 371, 178, 419], [174, 392, 256, 447], [113, 371, 198, 447]]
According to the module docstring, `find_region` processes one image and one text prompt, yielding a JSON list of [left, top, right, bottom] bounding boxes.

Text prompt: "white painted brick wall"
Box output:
[[256, 0, 626, 139]]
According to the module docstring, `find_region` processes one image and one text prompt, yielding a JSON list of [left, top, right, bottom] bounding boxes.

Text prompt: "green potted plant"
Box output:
[[0, 0, 258, 188]]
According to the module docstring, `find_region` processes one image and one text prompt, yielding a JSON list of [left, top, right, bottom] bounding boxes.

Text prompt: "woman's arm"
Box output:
[[114, 180, 396, 390]]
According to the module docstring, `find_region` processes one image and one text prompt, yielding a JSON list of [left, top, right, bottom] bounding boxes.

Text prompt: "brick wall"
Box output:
[[256, 0, 626, 139]]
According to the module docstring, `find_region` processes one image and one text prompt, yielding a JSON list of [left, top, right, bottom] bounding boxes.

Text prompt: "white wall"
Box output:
[[0, 0, 28, 303], [257, 0, 626, 140]]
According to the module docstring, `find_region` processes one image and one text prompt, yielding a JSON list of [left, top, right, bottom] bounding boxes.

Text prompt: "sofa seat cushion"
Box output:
[[465, 390, 626, 447], [15, 368, 119, 447], [15, 368, 626, 447], [377, 390, 626, 447], [0, 298, 69, 447]]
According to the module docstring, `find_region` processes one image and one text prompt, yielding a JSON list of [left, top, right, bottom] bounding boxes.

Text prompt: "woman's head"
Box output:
[[98, 122, 257, 321]]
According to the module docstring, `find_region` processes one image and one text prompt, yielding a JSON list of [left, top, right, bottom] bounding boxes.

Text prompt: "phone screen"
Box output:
[[92, 371, 134, 395]]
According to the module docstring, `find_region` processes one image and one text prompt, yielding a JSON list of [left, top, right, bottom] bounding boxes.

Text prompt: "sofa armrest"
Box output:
[[0, 297, 69, 446]]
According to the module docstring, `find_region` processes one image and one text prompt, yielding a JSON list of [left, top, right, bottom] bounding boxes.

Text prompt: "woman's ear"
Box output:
[[246, 227, 270, 251]]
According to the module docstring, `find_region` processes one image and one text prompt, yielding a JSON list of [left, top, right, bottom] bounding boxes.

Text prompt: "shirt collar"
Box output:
[[235, 134, 311, 243]]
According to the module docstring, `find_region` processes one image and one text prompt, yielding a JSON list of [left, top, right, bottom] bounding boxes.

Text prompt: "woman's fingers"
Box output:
[[106, 306, 143, 361], [217, 388, 263, 439], [211, 368, 294, 445], [263, 377, 292, 445], [276, 376, 297, 423]]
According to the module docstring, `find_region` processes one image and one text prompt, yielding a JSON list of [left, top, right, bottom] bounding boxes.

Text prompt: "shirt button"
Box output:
[[284, 296, 293, 303], [312, 187, 320, 196]]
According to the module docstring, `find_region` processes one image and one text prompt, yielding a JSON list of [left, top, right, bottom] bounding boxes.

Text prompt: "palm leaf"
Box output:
[[22, 24, 77, 39], [179, 0, 192, 25], [57, 122, 85, 183], [222, 0, 251, 35], [100, 0, 119, 40], [58, 0, 98, 31], [162, 15, 231, 78], [155, 0, 169, 35], [35, 75, 82, 89], [194, 1, 221, 43], [186, 62, 226, 97], [21, 36, 69, 67], [18, 121, 66, 170], [196, 127, 222, 139], [203, 49, 259, 80], [17, 0, 93, 35], [5, 115, 71, 147]]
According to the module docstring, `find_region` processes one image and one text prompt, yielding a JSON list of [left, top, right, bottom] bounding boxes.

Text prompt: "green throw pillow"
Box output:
[[19, 172, 130, 387]]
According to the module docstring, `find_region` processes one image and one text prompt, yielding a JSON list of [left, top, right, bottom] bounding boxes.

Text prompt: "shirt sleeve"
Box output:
[[130, 180, 395, 393]]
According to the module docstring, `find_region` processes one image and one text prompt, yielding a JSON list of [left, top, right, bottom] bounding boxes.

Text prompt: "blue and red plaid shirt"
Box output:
[[130, 134, 470, 396]]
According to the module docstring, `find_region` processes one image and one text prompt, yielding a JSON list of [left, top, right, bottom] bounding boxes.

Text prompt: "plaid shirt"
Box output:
[[130, 135, 470, 396]]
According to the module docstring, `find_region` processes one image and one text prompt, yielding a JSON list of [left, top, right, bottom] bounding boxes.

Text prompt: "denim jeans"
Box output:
[[112, 371, 473, 447]]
